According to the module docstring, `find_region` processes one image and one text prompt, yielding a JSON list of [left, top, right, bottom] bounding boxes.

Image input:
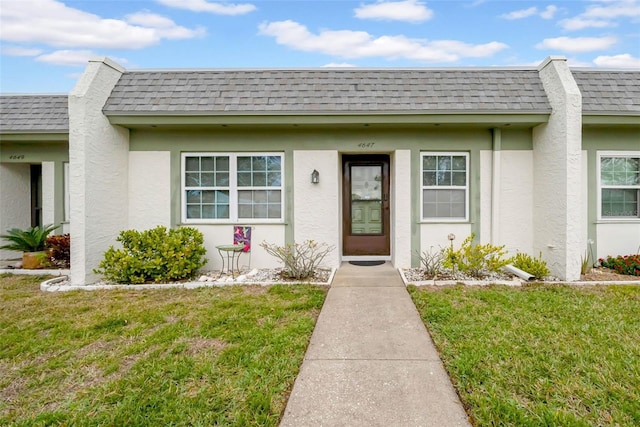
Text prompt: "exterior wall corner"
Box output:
[[69, 59, 129, 285], [533, 57, 583, 281]]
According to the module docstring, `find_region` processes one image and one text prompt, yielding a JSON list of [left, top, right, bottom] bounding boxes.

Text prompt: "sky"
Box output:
[[1, 0, 639, 93]]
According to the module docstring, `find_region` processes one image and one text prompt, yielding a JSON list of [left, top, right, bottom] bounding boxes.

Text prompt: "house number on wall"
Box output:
[[9, 155, 25, 160], [358, 142, 375, 148]]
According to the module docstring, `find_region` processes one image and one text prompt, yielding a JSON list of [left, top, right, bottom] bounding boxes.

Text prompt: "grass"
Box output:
[[408, 283, 640, 426], [0, 274, 327, 426]]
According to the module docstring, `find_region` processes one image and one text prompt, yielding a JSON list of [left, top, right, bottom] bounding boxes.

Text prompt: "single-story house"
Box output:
[[1, 56, 638, 284]]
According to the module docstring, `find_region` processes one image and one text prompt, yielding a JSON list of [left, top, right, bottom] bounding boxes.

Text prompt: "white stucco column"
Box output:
[[0, 163, 31, 259], [533, 56, 583, 281], [293, 150, 340, 269], [41, 162, 55, 227], [393, 150, 412, 268], [69, 58, 129, 285]]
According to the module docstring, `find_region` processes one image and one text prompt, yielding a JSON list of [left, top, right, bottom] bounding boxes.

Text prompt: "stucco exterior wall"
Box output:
[[293, 150, 340, 268], [533, 57, 583, 280], [41, 162, 55, 226], [69, 58, 129, 285], [393, 150, 412, 268], [597, 224, 640, 259], [196, 224, 285, 271], [420, 223, 472, 256], [497, 151, 534, 255], [128, 151, 171, 230], [0, 163, 30, 259]]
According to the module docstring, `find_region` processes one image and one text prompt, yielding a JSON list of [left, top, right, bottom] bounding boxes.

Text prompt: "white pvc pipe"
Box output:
[[503, 264, 535, 281]]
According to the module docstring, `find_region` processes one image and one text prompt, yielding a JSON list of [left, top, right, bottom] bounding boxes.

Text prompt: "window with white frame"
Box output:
[[421, 152, 469, 221], [599, 153, 640, 219], [182, 153, 283, 222]]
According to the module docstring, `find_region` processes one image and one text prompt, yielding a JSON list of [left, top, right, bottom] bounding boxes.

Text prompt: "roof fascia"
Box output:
[[0, 132, 69, 142], [582, 114, 640, 125], [106, 112, 550, 127]]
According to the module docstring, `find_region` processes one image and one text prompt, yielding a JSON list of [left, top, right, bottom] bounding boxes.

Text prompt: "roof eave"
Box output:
[[582, 113, 640, 126], [0, 131, 69, 142], [105, 111, 551, 128]]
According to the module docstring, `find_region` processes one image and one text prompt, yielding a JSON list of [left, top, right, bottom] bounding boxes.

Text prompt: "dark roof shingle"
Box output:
[[573, 70, 640, 114], [102, 69, 551, 114], [0, 94, 69, 132]]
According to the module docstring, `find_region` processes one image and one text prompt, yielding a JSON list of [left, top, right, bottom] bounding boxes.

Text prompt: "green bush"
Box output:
[[442, 233, 508, 277], [509, 251, 550, 279], [599, 254, 640, 276], [260, 240, 334, 280], [0, 224, 60, 252], [95, 226, 207, 284]]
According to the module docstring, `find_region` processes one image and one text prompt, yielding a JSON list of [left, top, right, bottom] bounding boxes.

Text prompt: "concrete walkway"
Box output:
[[280, 262, 471, 426]]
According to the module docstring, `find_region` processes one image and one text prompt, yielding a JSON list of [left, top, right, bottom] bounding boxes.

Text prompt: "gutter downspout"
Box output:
[[491, 128, 501, 245]]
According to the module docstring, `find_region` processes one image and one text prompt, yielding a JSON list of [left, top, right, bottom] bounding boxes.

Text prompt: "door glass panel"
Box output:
[[351, 165, 383, 234]]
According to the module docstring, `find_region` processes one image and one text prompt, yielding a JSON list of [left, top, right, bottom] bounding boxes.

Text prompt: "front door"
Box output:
[[342, 155, 390, 256]]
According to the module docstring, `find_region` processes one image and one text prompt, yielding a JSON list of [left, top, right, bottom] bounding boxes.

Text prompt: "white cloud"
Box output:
[[501, 7, 538, 20], [536, 36, 617, 53], [258, 20, 507, 63], [0, 0, 204, 50], [559, 17, 614, 30], [354, 0, 433, 23], [35, 50, 128, 67], [1, 46, 43, 56], [593, 53, 640, 67], [581, 0, 640, 19], [540, 5, 558, 20], [156, 0, 256, 15], [501, 5, 559, 20], [560, 0, 640, 30]]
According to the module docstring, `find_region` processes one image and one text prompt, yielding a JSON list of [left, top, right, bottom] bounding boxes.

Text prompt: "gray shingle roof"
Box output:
[[102, 69, 551, 115], [0, 94, 69, 132], [573, 70, 640, 114]]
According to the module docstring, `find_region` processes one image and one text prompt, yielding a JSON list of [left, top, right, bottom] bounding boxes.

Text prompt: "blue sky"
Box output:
[[1, 0, 639, 93]]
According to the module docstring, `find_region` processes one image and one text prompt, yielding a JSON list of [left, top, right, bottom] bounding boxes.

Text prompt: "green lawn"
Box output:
[[0, 274, 327, 426], [409, 284, 640, 426]]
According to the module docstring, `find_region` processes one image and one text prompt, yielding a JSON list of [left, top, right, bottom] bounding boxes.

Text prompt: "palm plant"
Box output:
[[0, 224, 60, 252]]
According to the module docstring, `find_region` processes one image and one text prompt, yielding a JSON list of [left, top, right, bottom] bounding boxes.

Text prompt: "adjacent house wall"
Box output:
[[293, 150, 341, 269], [69, 58, 129, 285], [0, 163, 30, 259], [533, 57, 583, 281]]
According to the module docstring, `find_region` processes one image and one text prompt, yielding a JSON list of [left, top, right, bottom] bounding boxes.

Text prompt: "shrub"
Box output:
[[260, 240, 334, 280], [442, 233, 508, 277], [416, 246, 444, 277], [0, 224, 60, 252], [509, 251, 550, 279], [599, 254, 640, 277], [46, 234, 70, 268], [95, 226, 207, 284]]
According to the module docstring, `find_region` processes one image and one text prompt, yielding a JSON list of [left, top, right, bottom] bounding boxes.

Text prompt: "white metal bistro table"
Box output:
[[216, 244, 245, 278]]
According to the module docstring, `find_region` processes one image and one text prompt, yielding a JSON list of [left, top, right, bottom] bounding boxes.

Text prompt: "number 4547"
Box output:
[[358, 143, 375, 148]]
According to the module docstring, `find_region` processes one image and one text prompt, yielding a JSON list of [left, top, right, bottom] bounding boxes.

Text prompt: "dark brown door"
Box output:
[[342, 155, 390, 256]]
